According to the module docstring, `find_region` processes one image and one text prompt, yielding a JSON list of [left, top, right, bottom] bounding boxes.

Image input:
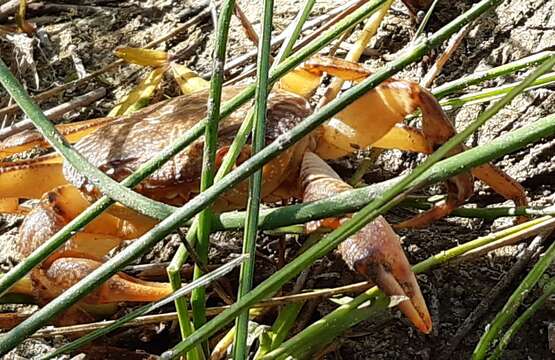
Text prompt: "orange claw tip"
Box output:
[[372, 262, 433, 334], [338, 216, 432, 334]]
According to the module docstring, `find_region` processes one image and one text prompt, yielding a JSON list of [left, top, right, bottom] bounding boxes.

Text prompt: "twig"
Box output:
[[234, 3, 259, 46], [25, 2, 108, 17], [27, 281, 373, 338], [0, 0, 34, 22], [0, 87, 106, 140], [421, 24, 470, 88], [438, 232, 549, 359]]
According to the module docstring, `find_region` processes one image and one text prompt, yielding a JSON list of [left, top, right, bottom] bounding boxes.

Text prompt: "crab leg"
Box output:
[[0, 153, 66, 214], [0, 116, 114, 157], [300, 151, 432, 333], [292, 56, 526, 227], [33, 257, 172, 304], [372, 124, 432, 153], [9, 185, 171, 307]]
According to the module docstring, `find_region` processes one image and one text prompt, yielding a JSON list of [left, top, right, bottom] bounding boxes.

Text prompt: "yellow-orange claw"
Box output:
[[300, 152, 432, 333], [338, 216, 432, 334]]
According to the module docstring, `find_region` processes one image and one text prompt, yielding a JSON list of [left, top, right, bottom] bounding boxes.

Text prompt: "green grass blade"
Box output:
[[432, 50, 555, 99], [472, 232, 555, 359], [167, 223, 203, 360], [439, 72, 555, 109], [191, 1, 236, 348], [233, 0, 274, 358], [488, 275, 555, 360]]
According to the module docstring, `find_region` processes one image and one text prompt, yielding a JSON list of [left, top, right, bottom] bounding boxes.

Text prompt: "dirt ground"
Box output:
[[0, 0, 554, 359]]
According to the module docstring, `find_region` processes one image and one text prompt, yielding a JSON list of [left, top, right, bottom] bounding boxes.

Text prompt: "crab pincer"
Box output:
[[301, 151, 432, 333]]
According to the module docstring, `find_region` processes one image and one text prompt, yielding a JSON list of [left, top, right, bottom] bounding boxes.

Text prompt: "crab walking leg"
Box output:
[[0, 117, 114, 157], [11, 185, 172, 305], [394, 88, 527, 227], [471, 163, 528, 212], [301, 56, 526, 227], [300, 151, 432, 333], [33, 258, 172, 304], [0, 154, 67, 214], [371, 124, 432, 153]]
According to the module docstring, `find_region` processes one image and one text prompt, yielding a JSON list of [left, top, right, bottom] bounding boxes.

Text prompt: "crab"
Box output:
[[0, 56, 527, 330]]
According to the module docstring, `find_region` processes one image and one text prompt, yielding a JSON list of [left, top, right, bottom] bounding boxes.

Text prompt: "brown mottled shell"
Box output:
[[63, 85, 312, 203]]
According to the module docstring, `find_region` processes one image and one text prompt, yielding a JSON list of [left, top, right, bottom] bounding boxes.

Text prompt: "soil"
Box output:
[[0, 0, 554, 359]]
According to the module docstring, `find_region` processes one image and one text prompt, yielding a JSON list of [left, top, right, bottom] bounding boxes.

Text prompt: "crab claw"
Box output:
[[338, 216, 432, 333], [300, 151, 431, 333]]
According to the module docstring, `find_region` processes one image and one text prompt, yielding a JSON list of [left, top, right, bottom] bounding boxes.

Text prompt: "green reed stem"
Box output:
[[472, 231, 555, 359], [440, 72, 555, 109], [192, 1, 236, 348], [413, 0, 440, 40], [488, 276, 555, 360], [432, 51, 555, 99], [274, 0, 316, 63], [167, 222, 203, 360], [233, 0, 274, 357]]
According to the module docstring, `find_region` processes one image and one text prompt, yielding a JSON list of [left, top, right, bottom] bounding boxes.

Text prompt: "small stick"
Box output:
[[25, 2, 106, 18], [327, 27, 354, 57], [0, 0, 34, 22], [234, 3, 259, 46], [0, 6, 211, 118], [123, 262, 219, 279], [438, 232, 549, 359], [209, 0, 218, 30], [7, 280, 371, 337], [175, 228, 235, 305], [0, 87, 106, 140], [421, 24, 470, 88]]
